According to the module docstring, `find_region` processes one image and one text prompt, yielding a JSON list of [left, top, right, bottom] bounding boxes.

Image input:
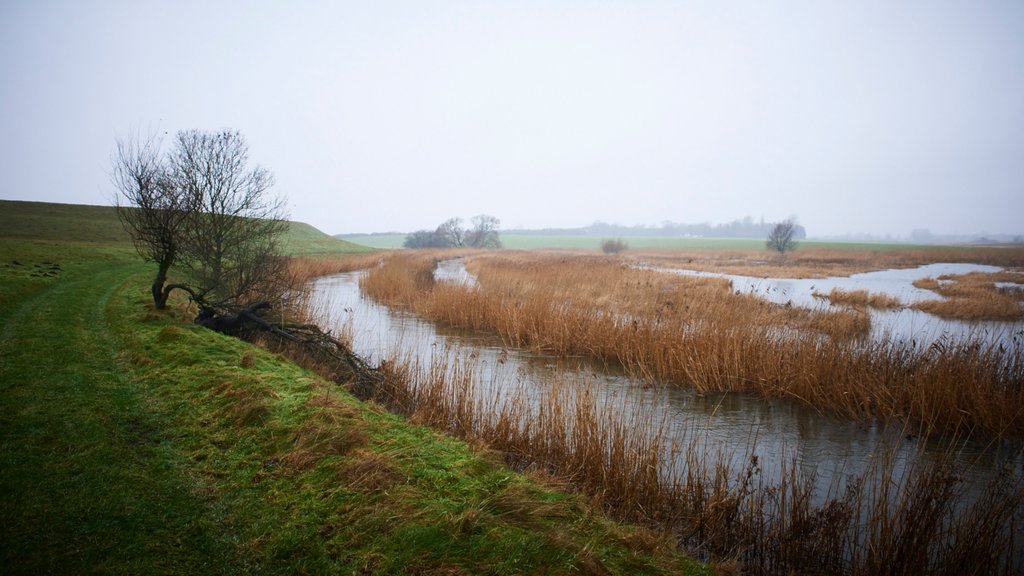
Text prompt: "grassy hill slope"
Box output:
[[0, 199, 370, 255]]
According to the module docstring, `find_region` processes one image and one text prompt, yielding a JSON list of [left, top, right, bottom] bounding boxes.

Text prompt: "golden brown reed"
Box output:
[[816, 288, 903, 310], [912, 271, 1024, 321], [288, 252, 388, 284], [361, 251, 1024, 438]]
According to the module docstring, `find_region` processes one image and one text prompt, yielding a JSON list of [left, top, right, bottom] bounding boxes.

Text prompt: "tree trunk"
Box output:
[[151, 258, 173, 309]]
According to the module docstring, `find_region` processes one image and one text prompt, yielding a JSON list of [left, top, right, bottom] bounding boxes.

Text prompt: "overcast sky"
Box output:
[[2, 1, 1022, 237]]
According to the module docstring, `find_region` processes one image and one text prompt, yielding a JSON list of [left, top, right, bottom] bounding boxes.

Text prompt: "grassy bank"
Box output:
[[0, 240, 702, 571]]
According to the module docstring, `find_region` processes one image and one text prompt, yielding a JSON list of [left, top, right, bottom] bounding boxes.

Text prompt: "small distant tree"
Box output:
[[601, 238, 628, 254], [466, 214, 502, 248], [766, 219, 799, 254]]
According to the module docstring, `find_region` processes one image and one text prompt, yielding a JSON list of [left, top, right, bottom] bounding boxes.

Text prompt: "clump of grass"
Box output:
[[209, 377, 277, 427], [816, 287, 903, 309], [278, 390, 368, 472]]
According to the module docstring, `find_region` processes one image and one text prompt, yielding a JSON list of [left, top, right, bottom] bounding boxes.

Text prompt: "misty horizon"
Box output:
[[2, 2, 1022, 239]]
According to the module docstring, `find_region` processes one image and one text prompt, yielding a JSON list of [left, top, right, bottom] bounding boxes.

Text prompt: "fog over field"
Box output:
[[1, 1, 1022, 237]]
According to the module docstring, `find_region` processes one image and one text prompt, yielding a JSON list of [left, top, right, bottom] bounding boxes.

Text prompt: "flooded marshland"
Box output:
[[651, 262, 1024, 348], [305, 255, 1023, 572]]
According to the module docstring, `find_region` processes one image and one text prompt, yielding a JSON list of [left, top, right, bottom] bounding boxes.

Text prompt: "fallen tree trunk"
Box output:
[[194, 301, 296, 342], [174, 288, 383, 398], [155, 279, 385, 400]]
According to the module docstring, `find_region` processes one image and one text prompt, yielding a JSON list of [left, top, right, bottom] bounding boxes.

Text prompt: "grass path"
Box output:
[[0, 259, 241, 573]]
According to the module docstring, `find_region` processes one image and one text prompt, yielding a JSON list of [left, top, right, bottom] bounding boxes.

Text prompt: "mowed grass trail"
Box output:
[[0, 249, 242, 573], [0, 240, 704, 575]]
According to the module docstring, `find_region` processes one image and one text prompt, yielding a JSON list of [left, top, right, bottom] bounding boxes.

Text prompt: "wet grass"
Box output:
[[0, 239, 705, 575]]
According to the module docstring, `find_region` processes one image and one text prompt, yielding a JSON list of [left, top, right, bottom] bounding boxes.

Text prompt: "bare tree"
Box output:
[[466, 214, 502, 248], [168, 129, 291, 307], [114, 128, 291, 313], [112, 132, 192, 309], [435, 217, 465, 248], [766, 218, 799, 253]]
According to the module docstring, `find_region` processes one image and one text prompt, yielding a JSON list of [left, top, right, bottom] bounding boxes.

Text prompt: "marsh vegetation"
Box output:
[[297, 246, 1024, 574]]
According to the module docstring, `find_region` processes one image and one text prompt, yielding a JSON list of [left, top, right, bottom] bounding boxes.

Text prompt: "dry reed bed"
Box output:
[[815, 288, 903, 310], [912, 271, 1024, 321], [634, 245, 1024, 279], [288, 252, 387, 281], [355, 349, 1023, 575], [360, 251, 1024, 438]]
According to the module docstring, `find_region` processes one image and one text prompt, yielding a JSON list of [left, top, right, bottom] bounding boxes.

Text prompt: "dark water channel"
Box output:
[[308, 263, 1023, 514]]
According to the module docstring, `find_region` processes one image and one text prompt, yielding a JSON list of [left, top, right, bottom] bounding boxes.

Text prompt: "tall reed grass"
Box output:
[[288, 252, 387, 283], [913, 271, 1024, 321], [816, 287, 903, 310], [360, 251, 1024, 438]]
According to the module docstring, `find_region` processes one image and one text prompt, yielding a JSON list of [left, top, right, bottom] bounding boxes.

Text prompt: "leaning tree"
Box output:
[[113, 128, 291, 312], [112, 132, 192, 309]]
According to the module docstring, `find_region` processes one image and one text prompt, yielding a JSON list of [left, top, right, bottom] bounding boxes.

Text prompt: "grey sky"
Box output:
[[2, 1, 1022, 237]]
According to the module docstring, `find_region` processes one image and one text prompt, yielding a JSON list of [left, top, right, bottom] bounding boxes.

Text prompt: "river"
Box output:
[[307, 263, 1023, 513]]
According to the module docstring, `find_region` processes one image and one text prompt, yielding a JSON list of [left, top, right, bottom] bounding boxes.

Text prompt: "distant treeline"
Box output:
[[513, 217, 807, 240]]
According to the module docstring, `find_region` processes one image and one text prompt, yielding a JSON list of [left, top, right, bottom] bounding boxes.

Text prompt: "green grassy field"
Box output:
[[0, 202, 704, 575]]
